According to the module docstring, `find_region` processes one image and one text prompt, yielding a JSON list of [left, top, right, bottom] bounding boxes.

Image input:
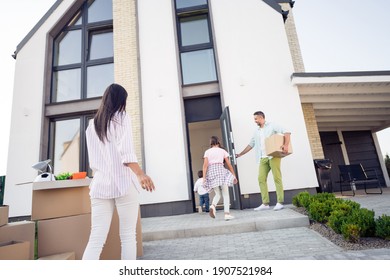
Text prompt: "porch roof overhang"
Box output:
[[291, 71, 390, 133]]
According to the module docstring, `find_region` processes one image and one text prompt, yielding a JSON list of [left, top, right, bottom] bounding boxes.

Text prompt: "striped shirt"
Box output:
[[249, 121, 289, 163], [86, 112, 141, 199]]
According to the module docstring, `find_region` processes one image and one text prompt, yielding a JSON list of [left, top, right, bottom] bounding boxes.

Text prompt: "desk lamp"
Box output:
[[32, 159, 55, 182]]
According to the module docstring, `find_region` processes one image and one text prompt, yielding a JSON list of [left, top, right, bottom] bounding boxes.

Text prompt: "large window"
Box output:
[[49, 116, 93, 176], [52, 0, 113, 102], [47, 0, 113, 175], [175, 0, 217, 85]]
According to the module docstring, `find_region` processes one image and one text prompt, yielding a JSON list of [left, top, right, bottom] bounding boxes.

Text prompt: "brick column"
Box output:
[[280, 3, 305, 72], [113, 0, 143, 167]]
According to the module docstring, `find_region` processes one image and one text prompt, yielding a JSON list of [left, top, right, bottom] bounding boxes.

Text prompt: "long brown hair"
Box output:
[[94, 83, 128, 142]]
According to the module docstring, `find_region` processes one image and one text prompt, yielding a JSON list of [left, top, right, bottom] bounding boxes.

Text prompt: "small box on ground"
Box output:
[[0, 205, 9, 227], [0, 240, 30, 260], [0, 221, 35, 259], [265, 134, 293, 158]]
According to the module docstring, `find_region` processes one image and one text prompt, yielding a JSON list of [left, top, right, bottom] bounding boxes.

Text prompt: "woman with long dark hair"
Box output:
[[83, 83, 155, 260], [202, 136, 237, 220]]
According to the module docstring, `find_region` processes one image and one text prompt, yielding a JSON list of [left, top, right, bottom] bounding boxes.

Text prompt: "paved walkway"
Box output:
[[138, 188, 390, 260]]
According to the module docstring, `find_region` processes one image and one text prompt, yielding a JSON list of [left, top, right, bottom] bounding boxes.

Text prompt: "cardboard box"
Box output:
[[0, 205, 9, 227], [0, 221, 35, 259], [32, 179, 91, 220], [38, 251, 75, 260], [265, 134, 293, 158], [38, 209, 143, 260], [0, 240, 30, 260]]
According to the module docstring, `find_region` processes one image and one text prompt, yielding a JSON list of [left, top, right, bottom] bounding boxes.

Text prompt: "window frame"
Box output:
[[177, 13, 213, 52], [50, 1, 113, 103], [48, 114, 93, 176]]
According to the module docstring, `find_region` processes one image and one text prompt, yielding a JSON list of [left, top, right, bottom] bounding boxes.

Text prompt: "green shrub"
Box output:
[[292, 191, 380, 242], [328, 209, 351, 234], [292, 191, 311, 208], [342, 199, 361, 211], [311, 192, 336, 203], [292, 194, 300, 207], [376, 214, 390, 240], [341, 223, 360, 243], [327, 200, 356, 232], [348, 208, 376, 237]]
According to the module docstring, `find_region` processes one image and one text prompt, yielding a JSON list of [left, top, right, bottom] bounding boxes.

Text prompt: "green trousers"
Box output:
[[258, 157, 284, 204]]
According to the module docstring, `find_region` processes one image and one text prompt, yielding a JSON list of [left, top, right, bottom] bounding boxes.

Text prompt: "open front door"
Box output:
[[220, 107, 242, 209]]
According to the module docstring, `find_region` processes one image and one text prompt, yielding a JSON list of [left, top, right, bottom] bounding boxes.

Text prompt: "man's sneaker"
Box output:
[[224, 214, 235, 221], [254, 204, 270, 211], [209, 205, 216, 218], [273, 203, 284, 211]]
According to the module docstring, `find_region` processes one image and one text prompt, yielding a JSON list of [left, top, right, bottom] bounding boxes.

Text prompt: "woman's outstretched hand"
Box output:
[[126, 162, 155, 192]]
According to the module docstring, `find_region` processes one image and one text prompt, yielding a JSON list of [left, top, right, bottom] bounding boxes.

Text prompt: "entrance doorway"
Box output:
[[184, 96, 241, 212]]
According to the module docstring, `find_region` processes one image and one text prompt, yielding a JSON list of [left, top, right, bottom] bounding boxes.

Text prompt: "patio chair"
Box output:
[[338, 164, 383, 196]]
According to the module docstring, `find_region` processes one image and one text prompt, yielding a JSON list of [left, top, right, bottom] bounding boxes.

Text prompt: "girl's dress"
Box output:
[[203, 147, 235, 192]]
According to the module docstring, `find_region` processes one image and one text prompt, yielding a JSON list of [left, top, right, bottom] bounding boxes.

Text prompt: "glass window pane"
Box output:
[[68, 11, 82, 27], [89, 31, 113, 60], [87, 63, 114, 98], [176, 0, 207, 9], [180, 15, 210, 47], [74, 16, 82, 26], [181, 49, 217, 85], [52, 69, 81, 102], [52, 119, 80, 175], [88, 0, 113, 23], [54, 30, 81, 66]]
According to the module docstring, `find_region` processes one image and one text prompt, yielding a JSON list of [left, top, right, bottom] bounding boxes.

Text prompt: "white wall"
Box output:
[[138, 0, 190, 204], [5, 0, 75, 217], [210, 0, 318, 194]]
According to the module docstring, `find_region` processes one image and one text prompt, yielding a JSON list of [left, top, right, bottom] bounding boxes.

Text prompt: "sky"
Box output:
[[1, 0, 390, 176]]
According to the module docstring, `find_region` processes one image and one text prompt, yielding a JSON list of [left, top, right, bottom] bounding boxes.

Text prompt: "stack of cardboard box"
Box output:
[[32, 178, 143, 260], [0, 205, 35, 260]]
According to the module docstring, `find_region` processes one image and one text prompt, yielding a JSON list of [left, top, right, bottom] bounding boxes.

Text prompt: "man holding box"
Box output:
[[236, 111, 291, 211]]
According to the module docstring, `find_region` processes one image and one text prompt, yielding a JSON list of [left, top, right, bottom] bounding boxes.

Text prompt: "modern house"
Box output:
[[5, 0, 389, 218]]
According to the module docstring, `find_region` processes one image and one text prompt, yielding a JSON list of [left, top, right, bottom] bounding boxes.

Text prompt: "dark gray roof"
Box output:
[[262, 0, 282, 13], [262, 0, 294, 13]]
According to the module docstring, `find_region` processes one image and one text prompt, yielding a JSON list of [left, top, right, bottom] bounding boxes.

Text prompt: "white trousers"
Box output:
[[82, 186, 139, 260], [212, 185, 230, 213]]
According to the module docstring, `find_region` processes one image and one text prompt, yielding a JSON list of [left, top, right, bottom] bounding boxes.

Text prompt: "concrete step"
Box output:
[[141, 206, 309, 242]]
